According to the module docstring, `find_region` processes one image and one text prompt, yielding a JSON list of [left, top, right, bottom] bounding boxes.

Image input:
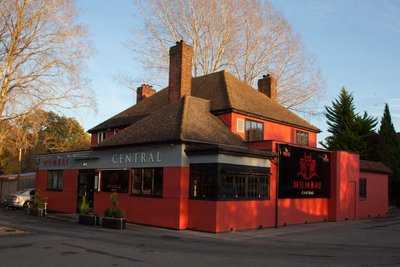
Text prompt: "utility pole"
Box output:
[[17, 148, 22, 190]]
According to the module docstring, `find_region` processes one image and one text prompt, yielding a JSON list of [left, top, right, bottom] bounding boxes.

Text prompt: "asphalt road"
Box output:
[[0, 209, 400, 267]]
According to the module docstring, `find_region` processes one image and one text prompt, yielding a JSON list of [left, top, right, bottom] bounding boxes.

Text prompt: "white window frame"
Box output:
[[236, 118, 245, 133], [97, 131, 106, 144]]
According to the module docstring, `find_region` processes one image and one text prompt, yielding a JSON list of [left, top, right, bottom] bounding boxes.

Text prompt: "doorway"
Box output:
[[77, 170, 95, 213]]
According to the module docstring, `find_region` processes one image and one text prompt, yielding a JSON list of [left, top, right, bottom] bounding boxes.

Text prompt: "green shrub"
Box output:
[[33, 190, 45, 210], [79, 193, 90, 215], [112, 208, 124, 218], [104, 193, 125, 218], [104, 207, 114, 217]]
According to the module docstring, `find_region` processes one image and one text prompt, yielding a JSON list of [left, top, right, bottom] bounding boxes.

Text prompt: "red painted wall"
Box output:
[[278, 199, 329, 225], [36, 170, 78, 213], [218, 112, 317, 147], [358, 171, 388, 218], [90, 133, 97, 146], [188, 155, 329, 232], [188, 200, 276, 232], [188, 200, 217, 232], [36, 149, 388, 233], [216, 200, 275, 232], [329, 151, 360, 221], [94, 192, 182, 229], [93, 167, 189, 230], [187, 156, 276, 232]]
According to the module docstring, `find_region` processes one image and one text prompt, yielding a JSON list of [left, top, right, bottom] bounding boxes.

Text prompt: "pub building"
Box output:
[[36, 41, 391, 233]]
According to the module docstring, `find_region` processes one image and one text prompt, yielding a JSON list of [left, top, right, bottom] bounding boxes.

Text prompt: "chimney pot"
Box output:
[[258, 74, 277, 100], [136, 84, 155, 104], [168, 40, 193, 103]]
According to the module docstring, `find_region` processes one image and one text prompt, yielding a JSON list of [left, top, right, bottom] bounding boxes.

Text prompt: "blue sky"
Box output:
[[73, 0, 400, 144]]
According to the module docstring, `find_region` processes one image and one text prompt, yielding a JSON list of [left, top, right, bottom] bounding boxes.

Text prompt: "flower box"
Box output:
[[30, 208, 46, 217], [78, 214, 99, 226], [102, 217, 126, 230]]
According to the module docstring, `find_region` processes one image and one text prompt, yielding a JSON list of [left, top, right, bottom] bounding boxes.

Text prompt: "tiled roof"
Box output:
[[360, 160, 392, 174], [96, 96, 246, 148], [89, 70, 319, 133]]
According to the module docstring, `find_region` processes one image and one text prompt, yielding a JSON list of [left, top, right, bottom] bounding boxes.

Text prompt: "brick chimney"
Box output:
[[136, 84, 155, 104], [168, 40, 193, 103], [257, 74, 277, 100]]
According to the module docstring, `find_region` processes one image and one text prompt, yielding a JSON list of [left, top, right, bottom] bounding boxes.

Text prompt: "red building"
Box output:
[[36, 41, 390, 232]]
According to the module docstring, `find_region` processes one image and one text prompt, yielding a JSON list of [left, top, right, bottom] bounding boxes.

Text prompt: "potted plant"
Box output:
[[30, 190, 46, 217], [78, 193, 99, 226], [102, 192, 126, 230]]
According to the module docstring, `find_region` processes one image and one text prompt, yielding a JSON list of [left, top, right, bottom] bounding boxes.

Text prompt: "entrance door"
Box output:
[[77, 170, 95, 212]]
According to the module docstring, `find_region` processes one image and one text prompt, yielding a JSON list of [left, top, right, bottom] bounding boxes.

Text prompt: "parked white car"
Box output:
[[5, 188, 35, 208]]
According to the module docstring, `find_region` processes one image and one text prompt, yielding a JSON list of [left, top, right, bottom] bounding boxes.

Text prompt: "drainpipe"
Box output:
[[274, 145, 280, 228]]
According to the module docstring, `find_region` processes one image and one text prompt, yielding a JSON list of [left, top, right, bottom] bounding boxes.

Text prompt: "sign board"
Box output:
[[37, 144, 185, 170], [278, 144, 331, 199]]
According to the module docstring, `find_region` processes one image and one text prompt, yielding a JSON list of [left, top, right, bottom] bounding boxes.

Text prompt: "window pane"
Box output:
[[220, 175, 234, 199], [101, 170, 129, 193], [153, 168, 163, 196], [296, 130, 309, 146], [190, 164, 218, 199], [57, 172, 63, 190], [245, 120, 264, 141], [132, 169, 142, 194], [47, 170, 63, 190], [131, 168, 163, 197], [47, 172, 52, 189], [52, 172, 57, 189], [142, 169, 153, 195]]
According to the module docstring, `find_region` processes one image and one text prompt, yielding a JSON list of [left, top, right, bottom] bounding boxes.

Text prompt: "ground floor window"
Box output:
[[101, 170, 129, 193], [132, 168, 163, 197], [190, 164, 218, 199], [359, 178, 367, 199], [47, 170, 64, 191], [190, 163, 269, 200]]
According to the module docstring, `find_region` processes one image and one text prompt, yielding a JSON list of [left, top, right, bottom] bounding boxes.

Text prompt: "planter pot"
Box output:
[[31, 208, 45, 217], [78, 214, 99, 226], [102, 217, 126, 230]]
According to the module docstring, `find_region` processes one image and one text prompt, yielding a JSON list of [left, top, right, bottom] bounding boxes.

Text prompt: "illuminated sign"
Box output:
[[278, 144, 331, 198]]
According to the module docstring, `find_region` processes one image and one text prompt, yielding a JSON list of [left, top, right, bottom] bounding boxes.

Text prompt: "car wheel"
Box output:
[[23, 201, 32, 209]]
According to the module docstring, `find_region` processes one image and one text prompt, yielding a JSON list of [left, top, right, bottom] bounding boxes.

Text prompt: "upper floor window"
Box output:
[[359, 178, 367, 199], [97, 131, 106, 144], [245, 120, 264, 142], [236, 118, 245, 133], [295, 130, 309, 146], [47, 170, 64, 191]]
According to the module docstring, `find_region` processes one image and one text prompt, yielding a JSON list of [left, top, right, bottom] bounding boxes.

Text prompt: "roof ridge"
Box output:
[[192, 69, 225, 80]]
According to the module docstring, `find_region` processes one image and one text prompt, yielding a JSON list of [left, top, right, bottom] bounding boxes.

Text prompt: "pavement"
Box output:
[[0, 208, 399, 267]]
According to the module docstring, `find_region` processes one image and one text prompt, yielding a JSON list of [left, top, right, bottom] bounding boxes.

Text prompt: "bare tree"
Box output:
[[131, 0, 323, 111], [0, 0, 94, 124]]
